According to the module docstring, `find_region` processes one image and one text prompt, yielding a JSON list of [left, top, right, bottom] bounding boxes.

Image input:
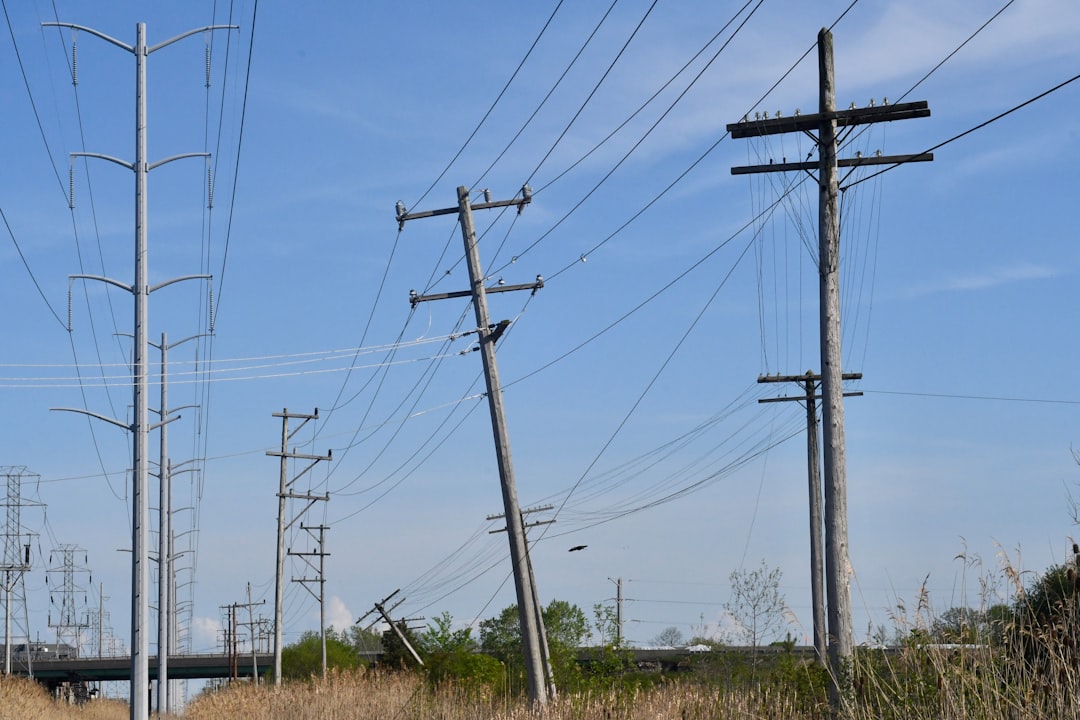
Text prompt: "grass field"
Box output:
[[6, 634, 1080, 719]]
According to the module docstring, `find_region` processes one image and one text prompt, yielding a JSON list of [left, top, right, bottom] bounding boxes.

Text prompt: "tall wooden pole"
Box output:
[[817, 28, 854, 697], [456, 186, 548, 706], [731, 27, 932, 715]]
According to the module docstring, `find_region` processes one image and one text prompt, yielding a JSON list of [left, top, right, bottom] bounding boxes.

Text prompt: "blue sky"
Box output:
[[1, 0, 1079, 680]]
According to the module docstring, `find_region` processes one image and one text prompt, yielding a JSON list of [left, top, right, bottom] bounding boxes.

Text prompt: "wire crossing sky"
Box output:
[[1, 1, 1079, 691]]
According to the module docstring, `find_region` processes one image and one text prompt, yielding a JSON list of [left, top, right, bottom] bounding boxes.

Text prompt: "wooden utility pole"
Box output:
[[488, 505, 557, 699], [729, 28, 931, 704], [398, 186, 550, 706], [759, 372, 862, 665], [290, 523, 330, 679], [266, 409, 331, 686], [357, 590, 425, 667]]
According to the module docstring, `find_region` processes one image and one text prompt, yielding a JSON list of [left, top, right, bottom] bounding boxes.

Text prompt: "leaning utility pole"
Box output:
[[44, 20, 234, 720], [398, 186, 550, 706], [758, 371, 862, 665], [728, 28, 931, 702], [357, 590, 425, 667], [266, 409, 330, 686]]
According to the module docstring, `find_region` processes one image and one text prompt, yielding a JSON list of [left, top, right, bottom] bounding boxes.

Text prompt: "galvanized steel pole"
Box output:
[[131, 24, 150, 718]]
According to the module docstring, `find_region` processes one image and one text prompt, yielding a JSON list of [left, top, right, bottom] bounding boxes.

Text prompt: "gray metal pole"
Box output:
[[273, 410, 288, 687], [131, 21, 151, 720], [817, 28, 854, 696], [156, 333, 170, 715], [456, 186, 547, 706], [167, 473, 178, 711]]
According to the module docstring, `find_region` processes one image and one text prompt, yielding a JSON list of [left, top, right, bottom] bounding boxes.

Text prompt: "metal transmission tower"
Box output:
[[266, 409, 330, 686], [728, 28, 931, 704], [1, 466, 41, 675], [44, 19, 237, 720], [399, 185, 551, 706], [290, 523, 329, 679], [47, 545, 92, 655]]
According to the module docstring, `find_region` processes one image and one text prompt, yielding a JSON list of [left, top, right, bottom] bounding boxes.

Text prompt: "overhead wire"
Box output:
[[382, 2, 867, 615], [328, 295, 538, 505], [526, 0, 757, 195], [506, 173, 812, 391], [493, 0, 769, 278], [493, 0, 856, 285], [468, 0, 621, 192], [520, 0, 661, 190], [319, 0, 760, 535], [843, 70, 1080, 191], [408, 0, 566, 212], [395, 189, 794, 608], [13, 6, 133, 505]]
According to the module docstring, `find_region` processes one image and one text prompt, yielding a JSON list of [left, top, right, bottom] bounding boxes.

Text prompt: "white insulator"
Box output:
[[207, 166, 214, 209], [68, 165, 75, 209], [71, 38, 78, 86], [205, 45, 211, 88], [67, 281, 73, 332]]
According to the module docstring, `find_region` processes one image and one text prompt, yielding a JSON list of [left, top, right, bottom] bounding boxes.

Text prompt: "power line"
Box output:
[[408, 0, 566, 212], [863, 389, 1080, 406], [469, 0, 621, 191], [844, 71, 1080, 190], [0, 207, 65, 328]]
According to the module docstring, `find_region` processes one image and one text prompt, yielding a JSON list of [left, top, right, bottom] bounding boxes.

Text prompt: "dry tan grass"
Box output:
[[183, 668, 811, 720], [0, 676, 128, 720]]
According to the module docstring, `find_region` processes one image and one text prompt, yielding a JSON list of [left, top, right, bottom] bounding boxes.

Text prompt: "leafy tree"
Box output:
[[930, 606, 984, 644], [1016, 563, 1080, 628], [479, 600, 589, 656], [1009, 558, 1080, 710], [281, 629, 362, 680], [927, 604, 1011, 645], [724, 560, 786, 671], [347, 624, 383, 657], [380, 620, 423, 670], [592, 602, 620, 647], [479, 599, 590, 693], [419, 611, 476, 654], [651, 626, 685, 648], [417, 611, 503, 690]]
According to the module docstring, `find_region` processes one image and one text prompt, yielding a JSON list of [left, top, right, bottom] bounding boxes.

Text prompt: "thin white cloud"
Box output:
[[901, 262, 1058, 298]]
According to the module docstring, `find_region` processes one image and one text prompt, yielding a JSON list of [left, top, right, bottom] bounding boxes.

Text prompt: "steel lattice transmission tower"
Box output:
[[1, 466, 41, 675], [47, 545, 92, 656]]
